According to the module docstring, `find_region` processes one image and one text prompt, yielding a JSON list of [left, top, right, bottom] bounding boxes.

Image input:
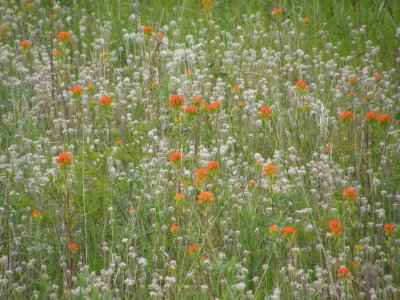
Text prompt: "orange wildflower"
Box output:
[[282, 226, 297, 239], [260, 107, 273, 118], [365, 112, 377, 122], [155, 33, 164, 39], [169, 152, 184, 163], [143, 26, 154, 35], [69, 243, 78, 252], [197, 191, 215, 205], [374, 74, 383, 81], [348, 77, 357, 85], [328, 221, 343, 235], [269, 225, 279, 234], [168, 94, 185, 109], [340, 111, 354, 121], [57, 32, 71, 42], [185, 106, 197, 115], [342, 188, 358, 202], [188, 244, 200, 256], [264, 164, 277, 178], [20, 40, 31, 50], [116, 140, 123, 145], [302, 18, 310, 23], [378, 114, 392, 125], [207, 101, 222, 113], [249, 180, 256, 187], [70, 86, 83, 97], [272, 8, 282, 16], [100, 96, 112, 108], [233, 85, 240, 93], [55, 152, 73, 168], [30, 209, 42, 218], [174, 193, 185, 202], [192, 97, 203, 106], [170, 225, 179, 233], [294, 81, 309, 92], [207, 161, 219, 173], [337, 267, 351, 279], [384, 224, 396, 236]]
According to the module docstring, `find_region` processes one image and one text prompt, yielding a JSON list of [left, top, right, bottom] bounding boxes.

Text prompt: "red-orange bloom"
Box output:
[[69, 243, 78, 251], [86, 84, 95, 90], [341, 111, 355, 121], [233, 85, 240, 93], [264, 164, 277, 178], [30, 209, 42, 218], [174, 194, 185, 202], [384, 224, 396, 235], [342, 188, 358, 202], [170, 225, 179, 233], [282, 226, 297, 239], [378, 114, 392, 125], [348, 91, 356, 97], [188, 244, 200, 256], [201, 0, 213, 9], [170, 152, 184, 163], [364, 95, 372, 101], [53, 50, 62, 57], [207, 101, 222, 113], [260, 107, 273, 118], [197, 191, 215, 205], [337, 267, 350, 279], [20, 40, 31, 49], [348, 77, 357, 85], [249, 180, 256, 187], [269, 225, 279, 234], [143, 26, 154, 35], [100, 96, 112, 108], [302, 18, 310, 23], [155, 33, 165, 39], [374, 74, 383, 81], [365, 112, 377, 122], [192, 97, 203, 106], [295, 81, 308, 92], [57, 32, 71, 42], [168, 94, 185, 109], [185, 106, 197, 115], [328, 221, 343, 235], [55, 152, 73, 168], [70, 86, 83, 97], [194, 168, 210, 186], [207, 161, 220, 173], [272, 8, 282, 16], [351, 261, 360, 266]]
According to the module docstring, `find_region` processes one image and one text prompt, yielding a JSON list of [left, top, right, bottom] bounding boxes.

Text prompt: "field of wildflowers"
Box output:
[[0, 0, 399, 298]]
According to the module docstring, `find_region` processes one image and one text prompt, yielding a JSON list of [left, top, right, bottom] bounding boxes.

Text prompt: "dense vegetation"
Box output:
[[0, 0, 399, 298]]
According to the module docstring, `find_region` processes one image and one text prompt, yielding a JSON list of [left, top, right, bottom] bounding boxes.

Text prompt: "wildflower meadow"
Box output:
[[1, 0, 400, 299]]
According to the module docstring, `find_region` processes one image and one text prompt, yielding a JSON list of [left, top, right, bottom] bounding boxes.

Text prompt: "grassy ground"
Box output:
[[0, 0, 399, 299]]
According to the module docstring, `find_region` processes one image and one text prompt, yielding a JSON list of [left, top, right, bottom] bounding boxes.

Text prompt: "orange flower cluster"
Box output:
[[170, 152, 184, 163], [197, 191, 215, 205], [168, 94, 185, 109], [57, 31, 71, 42], [282, 226, 297, 239], [342, 188, 358, 202], [55, 152, 74, 168], [341, 111, 355, 121], [260, 107, 273, 118], [100, 96, 112, 108], [264, 164, 277, 178], [328, 221, 343, 235]]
